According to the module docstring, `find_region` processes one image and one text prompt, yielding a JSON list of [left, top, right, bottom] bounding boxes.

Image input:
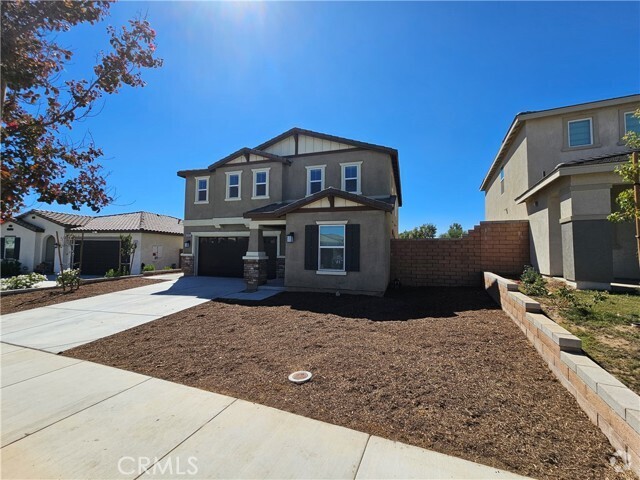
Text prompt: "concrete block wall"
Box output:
[[484, 272, 640, 475], [391, 221, 529, 287]]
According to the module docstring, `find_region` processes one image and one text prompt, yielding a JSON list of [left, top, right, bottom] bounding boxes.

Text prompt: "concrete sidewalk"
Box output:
[[0, 343, 527, 480], [0, 275, 281, 353]]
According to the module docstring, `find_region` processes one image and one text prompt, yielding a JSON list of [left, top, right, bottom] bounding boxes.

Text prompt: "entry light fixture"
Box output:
[[184, 240, 191, 249], [286, 232, 295, 243]]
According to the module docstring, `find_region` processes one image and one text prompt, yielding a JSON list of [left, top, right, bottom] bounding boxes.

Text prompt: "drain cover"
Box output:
[[288, 370, 312, 384]]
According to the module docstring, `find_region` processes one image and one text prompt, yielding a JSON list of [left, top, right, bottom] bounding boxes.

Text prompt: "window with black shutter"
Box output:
[[345, 224, 360, 272]]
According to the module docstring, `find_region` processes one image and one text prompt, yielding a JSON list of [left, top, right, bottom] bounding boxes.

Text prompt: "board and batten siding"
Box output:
[[264, 135, 354, 156]]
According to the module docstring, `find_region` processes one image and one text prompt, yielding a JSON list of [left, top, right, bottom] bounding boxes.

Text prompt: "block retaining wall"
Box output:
[[391, 221, 529, 287], [484, 271, 640, 475]]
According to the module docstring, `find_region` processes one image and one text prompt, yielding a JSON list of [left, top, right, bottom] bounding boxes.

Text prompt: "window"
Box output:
[[195, 176, 209, 203], [624, 111, 640, 135], [225, 171, 241, 200], [1, 236, 19, 260], [252, 168, 270, 199], [318, 225, 345, 271], [341, 162, 362, 194], [568, 118, 593, 147], [306, 165, 325, 196], [499, 167, 505, 195]]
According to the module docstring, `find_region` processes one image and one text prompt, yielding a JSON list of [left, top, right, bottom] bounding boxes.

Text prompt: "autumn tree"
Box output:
[[1, 1, 162, 221], [399, 223, 437, 239]]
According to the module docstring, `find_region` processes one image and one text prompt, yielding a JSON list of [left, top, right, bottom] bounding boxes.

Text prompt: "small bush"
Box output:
[[520, 266, 549, 296], [143, 264, 156, 272], [163, 266, 173, 270], [105, 268, 122, 278], [1, 259, 22, 278], [1, 272, 47, 290], [57, 268, 80, 292]]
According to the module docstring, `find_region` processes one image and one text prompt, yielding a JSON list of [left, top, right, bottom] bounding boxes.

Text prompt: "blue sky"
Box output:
[[24, 1, 640, 233]]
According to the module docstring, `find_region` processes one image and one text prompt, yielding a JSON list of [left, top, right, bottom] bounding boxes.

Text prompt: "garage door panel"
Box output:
[[198, 237, 248, 277], [73, 241, 120, 276]]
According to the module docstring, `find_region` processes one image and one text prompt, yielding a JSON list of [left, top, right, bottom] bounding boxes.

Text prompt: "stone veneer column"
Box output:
[[181, 253, 194, 276], [276, 257, 286, 279], [244, 257, 268, 291]]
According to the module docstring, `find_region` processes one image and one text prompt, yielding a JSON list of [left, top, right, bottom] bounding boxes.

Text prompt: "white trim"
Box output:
[[249, 220, 286, 229], [316, 220, 348, 225], [194, 176, 210, 204], [251, 167, 270, 200], [340, 162, 362, 194], [184, 217, 249, 227], [567, 117, 593, 147], [243, 251, 268, 260], [225, 171, 242, 201], [318, 224, 346, 273], [306, 165, 326, 196]]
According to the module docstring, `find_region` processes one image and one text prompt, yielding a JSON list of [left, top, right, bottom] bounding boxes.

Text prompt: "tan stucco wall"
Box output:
[[139, 232, 183, 270], [284, 210, 391, 295], [525, 100, 640, 184], [485, 126, 529, 220], [181, 149, 397, 221]]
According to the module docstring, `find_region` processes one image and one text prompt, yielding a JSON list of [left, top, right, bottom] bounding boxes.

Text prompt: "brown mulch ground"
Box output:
[[1, 278, 166, 315], [66, 288, 631, 480]]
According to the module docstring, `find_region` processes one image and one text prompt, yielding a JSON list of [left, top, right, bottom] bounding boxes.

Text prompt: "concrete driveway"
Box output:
[[0, 343, 527, 479], [0, 274, 259, 353]]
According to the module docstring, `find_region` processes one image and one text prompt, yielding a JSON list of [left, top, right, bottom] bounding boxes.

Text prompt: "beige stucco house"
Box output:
[[178, 128, 401, 295], [1, 210, 183, 275], [481, 94, 640, 288]]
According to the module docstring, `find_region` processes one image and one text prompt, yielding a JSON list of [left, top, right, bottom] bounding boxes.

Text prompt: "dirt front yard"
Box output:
[[1, 277, 167, 315], [67, 288, 630, 480]]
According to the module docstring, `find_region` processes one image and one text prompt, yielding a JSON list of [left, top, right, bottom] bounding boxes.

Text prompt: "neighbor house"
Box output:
[[481, 94, 640, 288], [178, 128, 401, 295], [0, 210, 184, 275]]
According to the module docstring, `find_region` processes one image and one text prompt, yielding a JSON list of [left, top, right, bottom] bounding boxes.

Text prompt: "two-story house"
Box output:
[[481, 94, 640, 289], [178, 128, 401, 295]]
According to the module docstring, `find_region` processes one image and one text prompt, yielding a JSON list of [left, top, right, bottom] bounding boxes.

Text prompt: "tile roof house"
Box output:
[[481, 94, 640, 288], [1, 210, 183, 275], [178, 127, 401, 295]]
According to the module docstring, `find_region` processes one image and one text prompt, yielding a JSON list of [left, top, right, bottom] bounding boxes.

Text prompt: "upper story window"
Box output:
[[499, 167, 505, 195], [252, 168, 270, 199], [624, 111, 640, 135], [225, 171, 242, 201], [194, 176, 209, 204], [341, 162, 362, 194], [568, 118, 593, 147], [306, 165, 325, 196]]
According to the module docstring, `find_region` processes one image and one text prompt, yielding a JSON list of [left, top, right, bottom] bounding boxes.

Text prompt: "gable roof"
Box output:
[[19, 210, 93, 227], [178, 128, 402, 206], [208, 148, 290, 170], [244, 187, 396, 219], [256, 127, 402, 205], [70, 212, 183, 235], [1, 217, 45, 232], [480, 94, 640, 191]]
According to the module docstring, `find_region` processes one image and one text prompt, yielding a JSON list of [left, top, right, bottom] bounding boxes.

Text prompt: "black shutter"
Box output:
[[14, 238, 21, 260], [304, 224, 319, 270], [345, 224, 360, 272], [1, 238, 5, 259]]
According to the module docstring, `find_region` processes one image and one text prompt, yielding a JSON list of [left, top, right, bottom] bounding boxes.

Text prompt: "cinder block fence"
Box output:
[[391, 221, 529, 287]]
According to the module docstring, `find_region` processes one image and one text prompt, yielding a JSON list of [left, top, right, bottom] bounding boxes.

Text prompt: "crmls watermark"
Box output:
[[117, 456, 198, 476]]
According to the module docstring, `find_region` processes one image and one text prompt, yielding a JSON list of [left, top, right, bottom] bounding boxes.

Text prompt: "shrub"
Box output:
[[143, 264, 156, 272], [520, 266, 549, 296], [57, 268, 80, 291], [105, 268, 122, 278], [1, 272, 47, 290], [1, 259, 22, 278], [163, 266, 173, 270]]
